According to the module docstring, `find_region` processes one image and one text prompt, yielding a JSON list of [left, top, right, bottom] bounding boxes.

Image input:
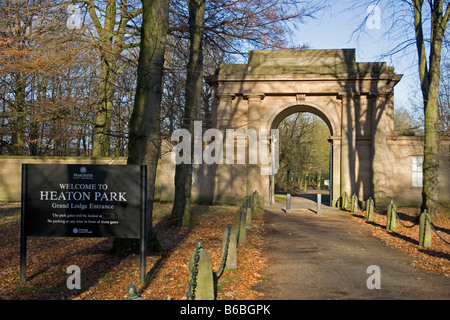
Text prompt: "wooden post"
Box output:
[[252, 192, 256, 214], [386, 201, 396, 231], [365, 197, 374, 221], [235, 208, 246, 244], [222, 226, 237, 269], [246, 199, 252, 229], [258, 191, 264, 207], [343, 192, 348, 210], [351, 194, 356, 213], [188, 246, 214, 300], [419, 210, 432, 248]]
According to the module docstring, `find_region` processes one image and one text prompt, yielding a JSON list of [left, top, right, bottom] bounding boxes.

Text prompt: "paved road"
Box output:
[[255, 193, 450, 300]]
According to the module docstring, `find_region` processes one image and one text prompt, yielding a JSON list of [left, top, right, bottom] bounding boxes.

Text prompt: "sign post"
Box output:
[[20, 164, 147, 283], [20, 166, 28, 283], [139, 166, 147, 284]]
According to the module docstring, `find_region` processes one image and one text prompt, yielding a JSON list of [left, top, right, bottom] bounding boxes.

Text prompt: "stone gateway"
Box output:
[[199, 49, 449, 206]]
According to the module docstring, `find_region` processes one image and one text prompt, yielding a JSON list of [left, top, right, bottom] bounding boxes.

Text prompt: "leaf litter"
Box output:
[[346, 206, 450, 277], [1, 201, 448, 300], [0, 202, 267, 300]]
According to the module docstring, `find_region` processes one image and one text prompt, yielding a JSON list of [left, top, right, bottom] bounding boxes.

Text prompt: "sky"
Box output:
[[292, 1, 422, 111]]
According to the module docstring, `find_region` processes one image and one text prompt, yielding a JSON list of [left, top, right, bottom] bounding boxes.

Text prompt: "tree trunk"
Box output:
[[413, 0, 449, 216], [303, 173, 308, 191], [285, 170, 290, 192], [422, 85, 440, 215], [88, 0, 140, 158], [317, 171, 322, 190], [170, 0, 205, 227], [113, 0, 169, 254], [92, 59, 116, 157], [11, 73, 25, 155]]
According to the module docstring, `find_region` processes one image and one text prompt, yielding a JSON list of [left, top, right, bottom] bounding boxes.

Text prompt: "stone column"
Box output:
[[244, 93, 265, 196], [245, 94, 264, 128], [338, 93, 357, 198], [214, 94, 236, 202], [216, 94, 236, 130], [329, 136, 341, 207], [370, 94, 388, 203]]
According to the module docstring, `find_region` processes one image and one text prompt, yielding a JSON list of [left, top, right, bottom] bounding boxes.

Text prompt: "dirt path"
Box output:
[[255, 194, 450, 300]]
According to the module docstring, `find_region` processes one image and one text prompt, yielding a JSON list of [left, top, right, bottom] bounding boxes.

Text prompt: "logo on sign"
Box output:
[[72, 227, 92, 234], [73, 166, 93, 180]]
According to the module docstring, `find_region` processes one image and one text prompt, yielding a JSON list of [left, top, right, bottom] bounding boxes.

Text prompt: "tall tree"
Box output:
[[83, 0, 142, 157], [169, 0, 205, 227], [122, 0, 170, 253], [414, 0, 450, 215], [353, 0, 449, 216]]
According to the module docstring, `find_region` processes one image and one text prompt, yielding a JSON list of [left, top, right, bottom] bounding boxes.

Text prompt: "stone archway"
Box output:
[[207, 49, 403, 205]]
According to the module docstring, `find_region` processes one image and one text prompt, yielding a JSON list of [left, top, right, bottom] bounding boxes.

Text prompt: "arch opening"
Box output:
[[270, 104, 334, 136], [269, 105, 333, 209]]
